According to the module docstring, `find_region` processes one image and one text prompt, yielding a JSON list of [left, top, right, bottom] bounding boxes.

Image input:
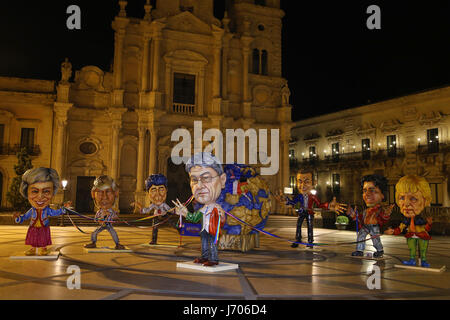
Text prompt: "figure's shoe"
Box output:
[[38, 247, 49, 256], [149, 240, 157, 245], [115, 244, 126, 250], [203, 261, 219, 267], [25, 247, 36, 256], [351, 251, 364, 256], [421, 260, 430, 268], [291, 243, 299, 248], [373, 250, 384, 258], [193, 257, 208, 264], [402, 258, 417, 266], [84, 242, 96, 248]]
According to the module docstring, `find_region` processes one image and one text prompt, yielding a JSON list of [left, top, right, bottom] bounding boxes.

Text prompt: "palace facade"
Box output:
[[289, 86, 450, 208]]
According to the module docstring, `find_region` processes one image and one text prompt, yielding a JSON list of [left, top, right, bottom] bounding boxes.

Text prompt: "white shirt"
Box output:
[[200, 203, 222, 232], [142, 203, 171, 215]]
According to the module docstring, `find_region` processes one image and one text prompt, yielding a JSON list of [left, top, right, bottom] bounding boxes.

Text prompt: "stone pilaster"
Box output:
[[107, 107, 127, 180]]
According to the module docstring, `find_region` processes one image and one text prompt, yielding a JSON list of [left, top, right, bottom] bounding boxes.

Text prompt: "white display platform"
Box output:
[[140, 243, 180, 248], [177, 261, 239, 273], [350, 254, 389, 261], [84, 246, 132, 253], [394, 264, 446, 273], [10, 251, 60, 260], [297, 247, 323, 252]]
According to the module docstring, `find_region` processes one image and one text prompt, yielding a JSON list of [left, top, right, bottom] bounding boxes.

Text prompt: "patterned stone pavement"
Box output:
[[0, 220, 449, 300]]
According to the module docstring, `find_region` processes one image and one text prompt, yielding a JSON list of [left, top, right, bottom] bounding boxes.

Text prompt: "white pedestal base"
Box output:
[[176, 261, 239, 273], [84, 247, 132, 253], [10, 252, 60, 260]]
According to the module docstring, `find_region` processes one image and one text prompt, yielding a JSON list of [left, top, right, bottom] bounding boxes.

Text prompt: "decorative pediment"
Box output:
[[326, 129, 344, 138], [418, 111, 445, 126], [164, 49, 208, 65], [380, 119, 402, 132], [304, 133, 321, 141], [73, 66, 108, 92], [0, 109, 14, 121], [165, 11, 212, 36], [355, 122, 376, 136]]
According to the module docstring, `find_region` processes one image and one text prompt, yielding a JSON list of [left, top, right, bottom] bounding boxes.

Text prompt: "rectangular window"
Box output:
[[20, 128, 35, 148], [332, 142, 339, 162], [427, 128, 439, 153], [332, 173, 340, 196], [387, 135, 397, 157], [173, 73, 195, 105], [429, 183, 443, 206], [289, 149, 295, 158], [362, 138, 371, 160], [0, 124, 4, 144], [309, 146, 316, 158], [252, 49, 260, 74], [261, 50, 268, 75]]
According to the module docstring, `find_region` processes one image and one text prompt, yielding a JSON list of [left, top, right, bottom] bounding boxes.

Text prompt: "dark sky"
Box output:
[[0, 0, 449, 121]]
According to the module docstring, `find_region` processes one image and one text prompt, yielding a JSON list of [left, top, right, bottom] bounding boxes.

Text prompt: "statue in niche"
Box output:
[[281, 84, 291, 106], [60, 58, 72, 84]]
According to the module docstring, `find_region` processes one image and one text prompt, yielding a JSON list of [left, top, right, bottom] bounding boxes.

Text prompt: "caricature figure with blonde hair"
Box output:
[[385, 175, 433, 267]]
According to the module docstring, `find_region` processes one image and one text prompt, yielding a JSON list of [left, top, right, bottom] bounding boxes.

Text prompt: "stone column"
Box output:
[[241, 31, 253, 119], [151, 31, 162, 92], [148, 126, 159, 175], [113, 29, 126, 90], [141, 33, 151, 92], [53, 102, 72, 178], [107, 108, 126, 180], [136, 125, 146, 191]]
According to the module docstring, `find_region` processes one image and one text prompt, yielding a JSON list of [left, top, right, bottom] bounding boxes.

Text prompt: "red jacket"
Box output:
[[208, 207, 226, 236], [352, 204, 390, 227]]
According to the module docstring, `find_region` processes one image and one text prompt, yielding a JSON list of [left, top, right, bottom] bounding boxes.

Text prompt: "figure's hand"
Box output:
[[63, 201, 72, 208], [426, 217, 432, 224], [273, 189, 287, 203], [346, 206, 355, 218], [13, 212, 21, 220], [172, 199, 188, 217], [329, 197, 347, 214], [384, 204, 395, 215], [384, 228, 394, 235], [131, 201, 143, 211]]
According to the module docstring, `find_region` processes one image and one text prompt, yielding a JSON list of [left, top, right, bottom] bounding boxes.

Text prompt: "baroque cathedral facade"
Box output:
[[0, 0, 292, 213]]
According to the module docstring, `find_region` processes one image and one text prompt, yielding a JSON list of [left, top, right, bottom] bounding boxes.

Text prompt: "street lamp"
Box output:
[[60, 179, 68, 226]]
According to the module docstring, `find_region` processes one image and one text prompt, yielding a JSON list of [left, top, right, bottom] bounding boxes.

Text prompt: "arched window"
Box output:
[[252, 49, 260, 74], [251, 48, 269, 76], [261, 50, 268, 75]]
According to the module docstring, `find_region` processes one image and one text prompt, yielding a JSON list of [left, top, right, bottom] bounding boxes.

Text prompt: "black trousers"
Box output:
[[296, 212, 314, 244]]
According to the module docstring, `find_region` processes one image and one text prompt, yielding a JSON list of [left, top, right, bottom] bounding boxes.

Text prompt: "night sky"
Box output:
[[0, 0, 449, 121]]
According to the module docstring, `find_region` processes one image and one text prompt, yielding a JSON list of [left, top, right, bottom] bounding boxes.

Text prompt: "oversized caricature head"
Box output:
[[360, 174, 388, 207], [145, 174, 168, 206], [185, 152, 226, 206], [91, 175, 119, 210], [395, 175, 432, 218], [20, 167, 60, 211], [296, 169, 314, 195]]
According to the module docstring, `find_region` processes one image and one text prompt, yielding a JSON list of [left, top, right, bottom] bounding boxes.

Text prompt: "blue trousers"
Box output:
[[356, 224, 383, 252], [200, 230, 219, 263], [91, 223, 120, 245]]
